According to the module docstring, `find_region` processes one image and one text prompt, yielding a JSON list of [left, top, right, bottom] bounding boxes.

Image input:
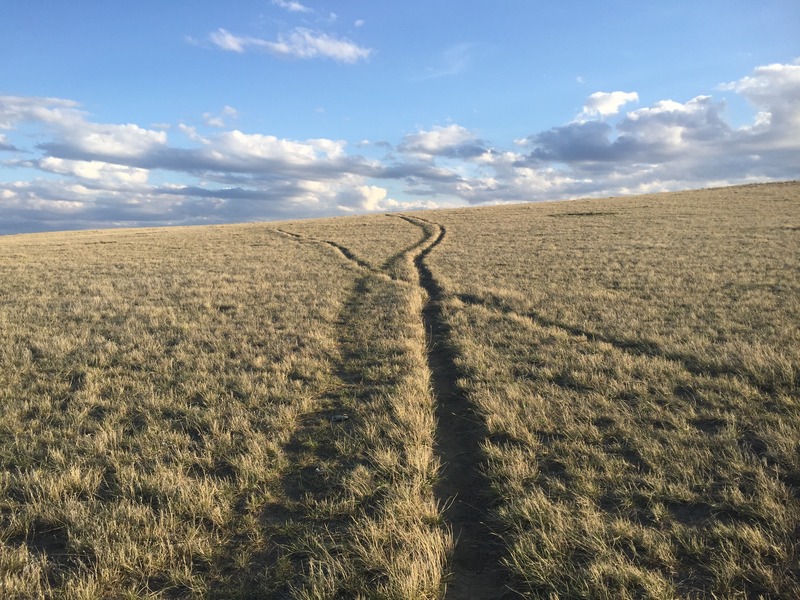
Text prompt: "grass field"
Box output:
[[1, 181, 798, 598]]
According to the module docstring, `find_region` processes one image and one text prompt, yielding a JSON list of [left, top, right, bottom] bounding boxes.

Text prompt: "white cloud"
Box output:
[[272, 0, 312, 13], [208, 29, 247, 53], [0, 96, 386, 232], [357, 185, 388, 211], [0, 133, 18, 151], [721, 60, 800, 105], [720, 60, 800, 141], [2, 59, 799, 234], [399, 124, 487, 158], [389, 61, 800, 206], [213, 130, 347, 165], [209, 28, 371, 63], [354, 19, 365, 28], [38, 157, 149, 185], [67, 123, 168, 159], [203, 106, 238, 128], [0, 96, 168, 162], [336, 185, 389, 211], [204, 115, 225, 128], [0, 95, 84, 129], [178, 123, 204, 142], [620, 95, 728, 147], [508, 62, 800, 201], [269, 28, 371, 63], [578, 91, 639, 120]]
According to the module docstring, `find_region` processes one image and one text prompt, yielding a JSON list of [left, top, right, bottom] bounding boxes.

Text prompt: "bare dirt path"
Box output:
[[276, 220, 512, 598], [397, 215, 513, 600]]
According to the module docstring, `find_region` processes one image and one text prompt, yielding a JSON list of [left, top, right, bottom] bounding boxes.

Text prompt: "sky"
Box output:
[[1, 1, 799, 235]]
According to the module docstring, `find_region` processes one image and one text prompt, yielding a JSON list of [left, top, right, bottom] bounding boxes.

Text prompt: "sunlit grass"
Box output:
[[418, 181, 800, 598], [0, 223, 447, 598], [1, 181, 798, 598]]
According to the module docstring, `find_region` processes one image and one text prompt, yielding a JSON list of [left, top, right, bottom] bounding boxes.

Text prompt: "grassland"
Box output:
[[0, 181, 798, 598], [0, 223, 447, 598], [418, 181, 800, 598]]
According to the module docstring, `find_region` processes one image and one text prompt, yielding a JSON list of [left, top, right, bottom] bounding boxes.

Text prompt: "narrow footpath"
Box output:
[[277, 218, 512, 598], [399, 215, 512, 600]]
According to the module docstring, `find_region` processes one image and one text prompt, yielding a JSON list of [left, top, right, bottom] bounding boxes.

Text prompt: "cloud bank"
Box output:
[[1, 59, 799, 234]]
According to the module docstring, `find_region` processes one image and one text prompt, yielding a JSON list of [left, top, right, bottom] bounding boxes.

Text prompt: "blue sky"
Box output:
[[1, 1, 799, 234]]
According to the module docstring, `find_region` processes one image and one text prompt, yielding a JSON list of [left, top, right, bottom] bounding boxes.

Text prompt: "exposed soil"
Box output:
[[278, 218, 513, 598], [402, 216, 514, 599]]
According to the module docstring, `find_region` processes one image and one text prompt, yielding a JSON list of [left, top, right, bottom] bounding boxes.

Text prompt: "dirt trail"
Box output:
[[455, 291, 779, 396], [276, 219, 511, 598], [275, 228, 376, 272], [398, 215, 512, 600]]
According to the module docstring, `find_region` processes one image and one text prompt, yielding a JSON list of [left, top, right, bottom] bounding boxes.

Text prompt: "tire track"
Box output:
[[274, 222, 451, 596], [455, 291, 787, 396], [397, 214, 511, 600], [277, 219, 510, 597], [275, 228, 376, 272]]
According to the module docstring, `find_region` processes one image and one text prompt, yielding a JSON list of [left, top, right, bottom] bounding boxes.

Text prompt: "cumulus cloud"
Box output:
[[621, 96, 730, 145], [509, 60, 799, 192], [55, 123, 168, 159], [577, 91, 639, 120], [720, 60, 800, 144], [203, 105, 238, 128], [37, 157, 150, 185], [207, 130, 348, 170], [0, 95, 168, 164], [1, 58, 799, 234], [721, 60, 800, 110], [391, 60, 800, 205], [524, 95, 729, 165], [335, 185, 390, 211], [0, 95, 388, 233], [209, 27, 371, 63], [399, 124, 488, 159], [0, 95, 84, 129]]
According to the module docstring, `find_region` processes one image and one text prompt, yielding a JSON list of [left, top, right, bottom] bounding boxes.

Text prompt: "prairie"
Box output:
[[0, 181, 798, 598], [0, 224, 447, 598], [417, 182, 800, 598]]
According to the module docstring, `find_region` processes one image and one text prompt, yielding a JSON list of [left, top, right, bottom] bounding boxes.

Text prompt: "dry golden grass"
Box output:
[[281, 213, 426, 282], [0, 223, 447, 598], [1, 181, 798, 598], [414, 181, 800, 598]]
